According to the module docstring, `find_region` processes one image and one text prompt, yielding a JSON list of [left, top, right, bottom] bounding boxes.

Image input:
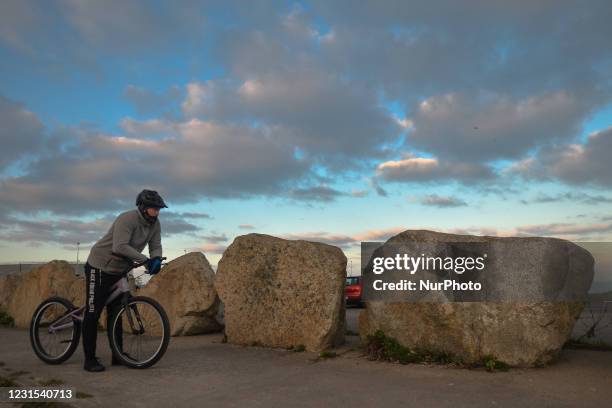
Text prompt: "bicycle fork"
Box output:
[[121, 292, 145, 335]]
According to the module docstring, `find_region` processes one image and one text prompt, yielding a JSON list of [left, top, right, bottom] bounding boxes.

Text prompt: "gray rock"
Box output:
[[215, 233, 346, 351], [359, 230, 594, 366], [138, 252, 223, 335], [1, 261, 83, 328]]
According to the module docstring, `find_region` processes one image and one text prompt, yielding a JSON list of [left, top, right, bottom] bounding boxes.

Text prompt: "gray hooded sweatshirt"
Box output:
[[87, 209, 162, 274]]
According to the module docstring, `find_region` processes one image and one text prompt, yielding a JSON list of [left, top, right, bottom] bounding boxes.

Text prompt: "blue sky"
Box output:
[[0, 1, 611, 290]]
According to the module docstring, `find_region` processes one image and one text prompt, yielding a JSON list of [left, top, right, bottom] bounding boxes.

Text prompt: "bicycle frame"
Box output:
[[46, 276, 132, 333], [45, 256, 165, 335]]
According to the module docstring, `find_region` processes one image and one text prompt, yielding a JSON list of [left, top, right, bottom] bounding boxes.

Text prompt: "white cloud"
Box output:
[[0, 94, 45, 170], [280, 231, 356, 248], [418, 194, 467, 208], [119, 118, 177, 136], [513, 126, 612, 187], [376, 154, 493, 183], [181, 68, 401, 166], [0, 119, 310, 214], [407, 90, 597, 161]]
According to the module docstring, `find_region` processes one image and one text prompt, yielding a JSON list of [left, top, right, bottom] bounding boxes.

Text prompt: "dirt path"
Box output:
[[1, 327, 611, 407]]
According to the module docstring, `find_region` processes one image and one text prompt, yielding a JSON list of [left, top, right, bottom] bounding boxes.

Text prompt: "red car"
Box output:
[[345, 276, 364, 307]]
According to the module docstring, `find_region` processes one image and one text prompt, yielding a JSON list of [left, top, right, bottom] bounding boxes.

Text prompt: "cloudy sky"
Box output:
[[1, 1, 611, 290]]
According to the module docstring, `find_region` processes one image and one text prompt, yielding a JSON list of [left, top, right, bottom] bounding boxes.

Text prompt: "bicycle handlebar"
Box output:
[[111, 252, 167, 274]]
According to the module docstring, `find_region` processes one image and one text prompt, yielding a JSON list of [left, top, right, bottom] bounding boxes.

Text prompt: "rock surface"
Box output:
[[0, 273, 21, 312], [216, 233, 346, 351], [0, 254, 223, 336], [3, 261, 83, 328], [137, 252, 223, 335], [359, 230, 594, 367]]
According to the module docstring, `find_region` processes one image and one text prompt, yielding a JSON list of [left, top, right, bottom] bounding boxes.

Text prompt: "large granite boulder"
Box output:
[[1, 254, 223, 336], [4, 261, 83, 328], [137, 252, 222, 335], [216, 233, 346, 351], [0, 273, 21, 312], [359, 230, 594, 367]]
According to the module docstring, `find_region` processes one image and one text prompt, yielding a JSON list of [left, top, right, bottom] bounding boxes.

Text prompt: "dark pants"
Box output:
[[82, 263, 123, 361]]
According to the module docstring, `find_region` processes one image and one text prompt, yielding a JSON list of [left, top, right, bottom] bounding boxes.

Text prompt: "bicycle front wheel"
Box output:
[[30, 297, 81, 365], [109, 296, 170, 369]]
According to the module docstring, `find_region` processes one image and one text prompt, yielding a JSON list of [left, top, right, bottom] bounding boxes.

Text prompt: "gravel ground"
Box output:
[[1, 320, 612, 407]]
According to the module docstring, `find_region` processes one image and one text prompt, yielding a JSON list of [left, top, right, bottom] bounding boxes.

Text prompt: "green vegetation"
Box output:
[[76, 391, 94, 399], [287, 344, 306, 352], [318, 350, 338, 359], [482, 355, 510, 372], [365, 330, 456, 365], [366, 330, 416, 364], [0, 310, 15, 327], [365, 330, 510, 371]]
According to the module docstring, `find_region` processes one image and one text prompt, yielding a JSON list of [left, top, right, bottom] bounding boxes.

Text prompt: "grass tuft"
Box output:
[[365, 330, 509, 371], [318, 350, 338, 359], [0, 310, 15, 327], [366, 330, 416, 364], [482, 355, 510, 372], [76, 391, 94, 399]]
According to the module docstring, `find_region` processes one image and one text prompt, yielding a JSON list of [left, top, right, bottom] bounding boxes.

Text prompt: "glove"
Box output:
[[146, 257, 163, 275]]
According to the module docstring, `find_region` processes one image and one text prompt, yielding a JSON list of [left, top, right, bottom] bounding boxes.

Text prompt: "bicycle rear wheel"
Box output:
[[109, 296, 170, 369], [30, 297, 81, 364]]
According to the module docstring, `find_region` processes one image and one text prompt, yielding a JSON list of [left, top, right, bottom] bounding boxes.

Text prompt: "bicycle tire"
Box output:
[[30, 296, 81, 365], [109, 296, 170, 369]]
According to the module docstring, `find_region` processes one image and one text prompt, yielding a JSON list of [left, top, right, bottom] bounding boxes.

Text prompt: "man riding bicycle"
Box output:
[[82, 189, 167, 372]]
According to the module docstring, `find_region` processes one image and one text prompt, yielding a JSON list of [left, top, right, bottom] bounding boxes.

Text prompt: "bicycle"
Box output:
[[29, 257, 170, 369]]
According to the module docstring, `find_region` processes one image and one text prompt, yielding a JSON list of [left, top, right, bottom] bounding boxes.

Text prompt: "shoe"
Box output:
[[83, 357, 105, 372]]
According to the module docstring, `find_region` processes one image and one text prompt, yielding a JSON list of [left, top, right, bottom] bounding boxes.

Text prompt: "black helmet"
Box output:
[[136, 189, 167, 224], [136, 189, 168, 209]]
